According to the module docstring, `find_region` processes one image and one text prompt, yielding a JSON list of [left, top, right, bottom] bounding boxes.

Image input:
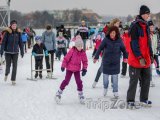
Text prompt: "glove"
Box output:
[[45, 51, 49, 56], [61, 67, 65, 72], [82, 69, 87, 76], [32, 52, 37, 56], [139, 58, 146, 66]]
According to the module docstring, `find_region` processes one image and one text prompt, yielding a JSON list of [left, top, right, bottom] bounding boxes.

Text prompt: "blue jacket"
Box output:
[[95, 36, 127, 75], [21, 32, 28, 42], [1, 27, 24, 55]]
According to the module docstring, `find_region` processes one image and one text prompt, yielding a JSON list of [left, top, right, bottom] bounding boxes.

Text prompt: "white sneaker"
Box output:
[[4, 75, 8, 82], [150, 81, 155, 87], [78, 91, 85, 104], [113, 92, 119, 99], [12, 81, 16, 86], [55, 90, 63, 104], [103, 89, 108, 97], [92, 81, 97, 88]]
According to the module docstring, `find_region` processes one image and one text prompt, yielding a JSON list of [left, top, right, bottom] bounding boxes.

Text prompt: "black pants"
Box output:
[[154, 54, 159, 68], [121, 62, 127, 76], [35, 59, 43, 74], [57, 48, 67, 60], [127, 66, 151, 102], [45, 50, 54, 73], [94, 63, 103, 82], [5, 53, 18, 81]]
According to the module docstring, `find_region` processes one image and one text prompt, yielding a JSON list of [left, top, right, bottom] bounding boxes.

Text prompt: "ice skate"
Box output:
[[78, 91, 85, 104], [12, 81, 16, 86], [55, 90, 62, 104], [103, 89, 108, 97]]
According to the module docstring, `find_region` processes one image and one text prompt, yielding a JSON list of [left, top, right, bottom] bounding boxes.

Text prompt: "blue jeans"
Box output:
[[103, 74, 118, 92]]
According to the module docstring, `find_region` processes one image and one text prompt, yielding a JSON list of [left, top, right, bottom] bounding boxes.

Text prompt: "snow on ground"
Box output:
[[0, 49, 160, 120]]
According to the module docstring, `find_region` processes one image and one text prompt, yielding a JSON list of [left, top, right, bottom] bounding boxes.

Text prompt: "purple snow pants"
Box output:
[[60, 70, 83, 91]]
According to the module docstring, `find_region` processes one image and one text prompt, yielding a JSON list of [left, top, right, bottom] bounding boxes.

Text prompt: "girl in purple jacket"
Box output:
[[55, 37, 88, 104]]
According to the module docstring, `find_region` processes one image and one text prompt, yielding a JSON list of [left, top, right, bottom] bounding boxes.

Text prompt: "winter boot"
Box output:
[[78, 91, 85, 104], [55, 89, 63, 104], [140, 100, 152, 107], [92, 81, 97, 88], [103, 89, 108, 97]]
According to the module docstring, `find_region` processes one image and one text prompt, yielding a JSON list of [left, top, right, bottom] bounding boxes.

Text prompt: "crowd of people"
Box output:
[[0, 5, 160, 109]]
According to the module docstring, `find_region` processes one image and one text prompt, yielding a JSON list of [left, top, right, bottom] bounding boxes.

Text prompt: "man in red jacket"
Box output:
[[127, 5, 153, 109]]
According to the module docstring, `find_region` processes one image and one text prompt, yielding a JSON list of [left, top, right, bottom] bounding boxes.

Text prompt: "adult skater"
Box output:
[[127, 5, 153, 109], [0, 20, 24, 85]]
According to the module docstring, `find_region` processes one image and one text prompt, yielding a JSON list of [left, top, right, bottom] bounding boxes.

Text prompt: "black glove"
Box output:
[[82, 69, 87, 76], [61, 67, 65, 72]]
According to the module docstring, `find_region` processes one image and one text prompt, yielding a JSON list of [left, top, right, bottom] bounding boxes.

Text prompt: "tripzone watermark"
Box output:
[[85, 98, 141, 111]]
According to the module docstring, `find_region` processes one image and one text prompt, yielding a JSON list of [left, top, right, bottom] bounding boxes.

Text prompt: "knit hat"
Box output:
[[10, 20, 17, 25], [139, 5, 150, 15], [148, 20, 154, 26], [75, 38, 83, 47]]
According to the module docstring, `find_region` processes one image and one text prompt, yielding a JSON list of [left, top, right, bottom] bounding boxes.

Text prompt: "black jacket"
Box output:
[[1, 27, 24, 55], [32, 43, 47, 60]]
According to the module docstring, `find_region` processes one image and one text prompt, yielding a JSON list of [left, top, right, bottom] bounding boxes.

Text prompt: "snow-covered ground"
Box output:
[[0, 49, 160, 120]]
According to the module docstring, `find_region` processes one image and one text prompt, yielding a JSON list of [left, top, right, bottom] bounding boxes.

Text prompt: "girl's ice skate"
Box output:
[[55, 90, 62, 104], [78, 91, 85, 104]]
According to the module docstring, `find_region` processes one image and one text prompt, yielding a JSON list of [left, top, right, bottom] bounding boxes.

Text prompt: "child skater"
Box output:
[[94, 26, 127, 99], [32, 36, 48, 79], [55, 36, 88, 104], [92, 34, 102, 57]]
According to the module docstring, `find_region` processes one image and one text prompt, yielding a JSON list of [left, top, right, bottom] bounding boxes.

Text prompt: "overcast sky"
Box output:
[[0, 0, 159, 16]]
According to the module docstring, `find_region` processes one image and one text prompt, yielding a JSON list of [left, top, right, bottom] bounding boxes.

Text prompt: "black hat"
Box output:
[[139, 5, 150, 15], [10, 20, 17, 25], [148, 20, 154, 26]]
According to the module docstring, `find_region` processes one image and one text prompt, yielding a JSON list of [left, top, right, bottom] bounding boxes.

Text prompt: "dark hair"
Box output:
[[108, 26, 120, 39], [46, 24, 52, 30]]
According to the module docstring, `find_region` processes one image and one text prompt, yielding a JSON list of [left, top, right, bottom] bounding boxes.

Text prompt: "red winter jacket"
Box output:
[[121, 33, 131, 53], [103, 25, 108, 35], [62, 47, 88, 72], [95, 39, 102, 50], [128, 17, 153, 68]]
